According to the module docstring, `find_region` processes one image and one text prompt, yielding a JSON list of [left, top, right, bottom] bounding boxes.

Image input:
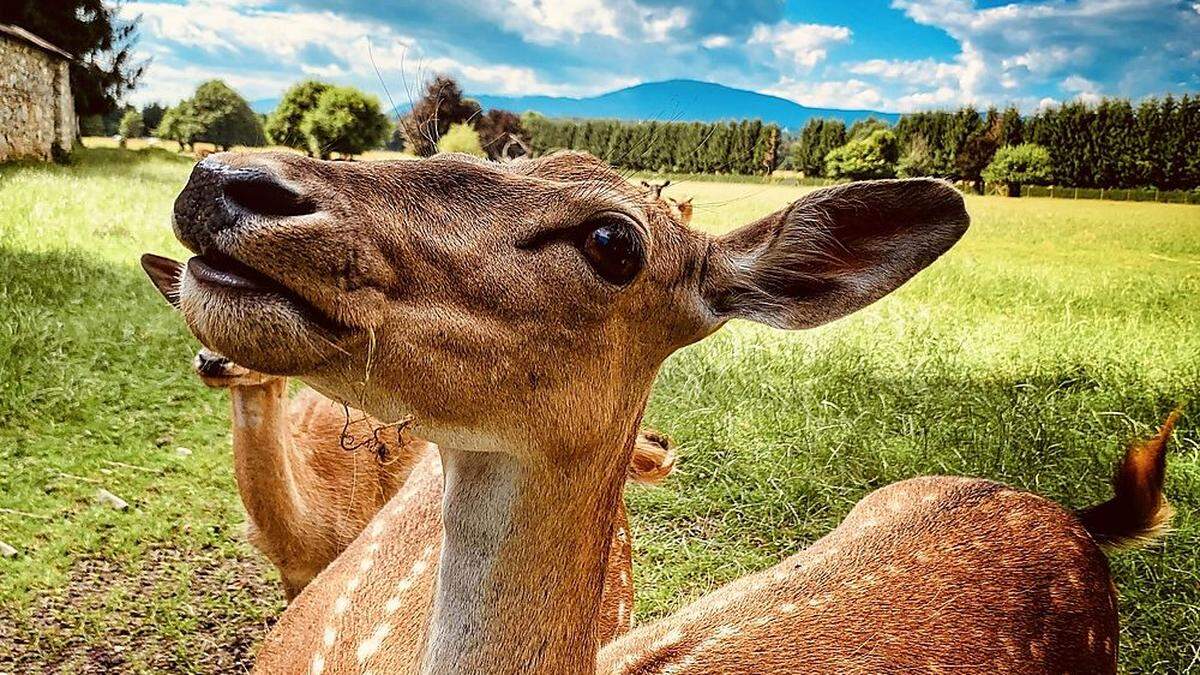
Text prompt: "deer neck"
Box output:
[[228, 378, 313, 542], [421, 430, 633, 675]]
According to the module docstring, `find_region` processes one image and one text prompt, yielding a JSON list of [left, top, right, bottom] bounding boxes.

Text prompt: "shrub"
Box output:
[[266, 80, 333, 153], [790, 118, 846, 177], [385, 125, 407, 152], [190, 80, 266, 150], [475, 109, 528, 160], [80, 115, 106, 136], [140, 103, 166, 133], [436, 123, 486, 157], [982, 143, 1052, 196], [897, 133, 942, 178], [118, 108, 144, 139], [401, 77, 482, 157], [155, 103, 204, 151], [300, 86, 390, 159], [847, 117, 891, 141], [824, 129, 899, 180]]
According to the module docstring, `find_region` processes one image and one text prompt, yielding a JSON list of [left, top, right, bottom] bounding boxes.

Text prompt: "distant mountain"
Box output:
[[256, 79, 898, 129], [469, 79, 897, 130]]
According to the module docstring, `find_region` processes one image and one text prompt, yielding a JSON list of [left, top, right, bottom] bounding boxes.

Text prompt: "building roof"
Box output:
[[0, 24, 72, 61]]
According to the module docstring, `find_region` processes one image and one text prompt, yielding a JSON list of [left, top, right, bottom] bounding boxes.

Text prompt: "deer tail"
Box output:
[[628, 428, 677, 486], [1077, 410, 1180, 553]]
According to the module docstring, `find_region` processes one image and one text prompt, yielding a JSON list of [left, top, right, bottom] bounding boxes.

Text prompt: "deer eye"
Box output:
[[579, 216, 644, 286]]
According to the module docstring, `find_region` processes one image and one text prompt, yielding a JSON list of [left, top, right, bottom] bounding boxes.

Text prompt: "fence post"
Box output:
[[1074, 187, 1078, 199]]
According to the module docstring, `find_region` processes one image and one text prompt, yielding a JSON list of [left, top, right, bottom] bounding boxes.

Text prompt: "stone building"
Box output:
[[0, 24, 76, 162]]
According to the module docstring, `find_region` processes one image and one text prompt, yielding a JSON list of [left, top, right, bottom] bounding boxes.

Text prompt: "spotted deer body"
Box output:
[[602, 478, 1115, 673], [145, 146, 1172, 675]]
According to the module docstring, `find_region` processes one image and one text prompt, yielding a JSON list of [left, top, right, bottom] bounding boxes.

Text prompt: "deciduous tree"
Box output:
[[190, 80, 266, 150], [401, 77, 481, 157], [266, 80, 333, 154], [300, 86, 390, 159]]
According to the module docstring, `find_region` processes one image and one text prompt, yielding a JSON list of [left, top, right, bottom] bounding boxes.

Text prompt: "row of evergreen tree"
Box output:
[[523, 116, 781, 175], [788, 96, 1199, 191]]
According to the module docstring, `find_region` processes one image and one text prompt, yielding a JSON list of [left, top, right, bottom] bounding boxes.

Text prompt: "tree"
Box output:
[[1, 1, 146, 118], [100, 104, 134, 135], [954, 108, 1003, 193], [118, 108, 144, 139], [436, 123, 486, 157], [897, 134, 941, 178], [190, 80, 266, 150], [385, 125, 407, 152], [847, 117, 891, 141], [79, 115, 106, 136], [824, 129, 899, 180], [300, 86, 390, 159], [998, 106, 1024, 147], [155, 102, 203, 151], [401, 77, 482, 157], [753, 124, 781, 174], [140, 103, 166, 133], [982, 144, 1052, 196], [475, 109, 529, 160], [789, 118, 847, 177], [266, 80, 333, 154]]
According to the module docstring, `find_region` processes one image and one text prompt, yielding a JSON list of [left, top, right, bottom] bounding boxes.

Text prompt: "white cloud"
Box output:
[[701, 35, 732, 49], [1061, 74, 1098, 93], [892, 86, 961, 111], [123, 0, 618, 104], [127, 1, 414, 62], [848, 58, 962, 87], [485, 0, 691, 45], [765, 78, 884, 110], [749, 21, 852, 71], [643, 7, 691, 43], [498, 0, 622, 42], [890, 0, 1200, 106], [124, 62, 290, 106]]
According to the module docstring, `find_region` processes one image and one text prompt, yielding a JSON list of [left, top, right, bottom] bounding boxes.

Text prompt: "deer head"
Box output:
[[639, 179, 671, 199], [149, 151, 967, 459]]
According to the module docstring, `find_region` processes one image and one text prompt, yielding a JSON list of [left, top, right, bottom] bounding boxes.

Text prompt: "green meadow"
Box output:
[[1, 147, 1196, 672]]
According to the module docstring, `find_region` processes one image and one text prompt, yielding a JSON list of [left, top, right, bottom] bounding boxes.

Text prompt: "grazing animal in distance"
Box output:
[[640, 179, 671, 199], [669, 196, 693, 225], [149, 147, 1174, 674]]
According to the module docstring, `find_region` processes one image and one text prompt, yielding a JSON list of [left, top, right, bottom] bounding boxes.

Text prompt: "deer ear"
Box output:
[[700, 179, 968, 329]]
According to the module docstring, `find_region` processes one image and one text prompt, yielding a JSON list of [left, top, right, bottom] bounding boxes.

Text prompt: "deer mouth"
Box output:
[[140, 250, 348, 337]]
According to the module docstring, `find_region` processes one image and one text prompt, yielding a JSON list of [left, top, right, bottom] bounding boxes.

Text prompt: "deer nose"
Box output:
[[173, 155, 316, 252], [194, 348, 232, 377]]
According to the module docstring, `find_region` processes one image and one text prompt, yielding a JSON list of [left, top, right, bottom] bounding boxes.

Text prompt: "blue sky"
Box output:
[[123, 0, 1199, 112]]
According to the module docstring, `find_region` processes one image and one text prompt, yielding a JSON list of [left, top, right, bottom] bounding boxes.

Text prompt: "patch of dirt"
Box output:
[[0, 545, 284, 673]]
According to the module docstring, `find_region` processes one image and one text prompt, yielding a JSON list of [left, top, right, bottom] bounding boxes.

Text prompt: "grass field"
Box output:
[[80, 135, 413, 162], [1, 146, 1197, 672]]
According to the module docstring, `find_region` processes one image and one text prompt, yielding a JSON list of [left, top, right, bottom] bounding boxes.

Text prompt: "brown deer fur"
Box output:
[[181, 346, 670, 640], [146, 149, 1172, 674]]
